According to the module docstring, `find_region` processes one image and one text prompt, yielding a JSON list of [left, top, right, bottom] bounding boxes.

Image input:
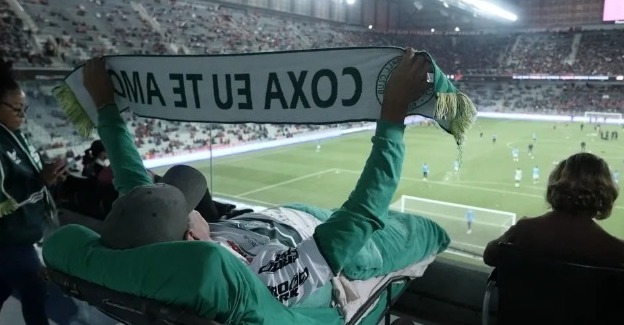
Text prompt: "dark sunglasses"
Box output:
[[1, 102, 29, 115]]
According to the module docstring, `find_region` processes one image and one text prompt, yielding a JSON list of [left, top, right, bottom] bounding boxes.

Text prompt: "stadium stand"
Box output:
[[1, 0, 622, 159], [19, 78, 622, 159], [2, 0, 623, 75], [2, 1, 624, 325], [19, 81, 362, 159], [503, 30, 576, 75], [0, 0, 51, 67], [457, 82, 624, 115]]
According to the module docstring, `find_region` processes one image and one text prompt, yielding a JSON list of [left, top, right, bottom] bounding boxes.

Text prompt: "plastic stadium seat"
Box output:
[[482, 243, 624, 325], [44, 268, 222, 325]]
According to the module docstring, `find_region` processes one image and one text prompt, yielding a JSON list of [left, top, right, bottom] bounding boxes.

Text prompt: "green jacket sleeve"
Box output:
[[97, 104, 153, 196], [313, 119, 405, 274]]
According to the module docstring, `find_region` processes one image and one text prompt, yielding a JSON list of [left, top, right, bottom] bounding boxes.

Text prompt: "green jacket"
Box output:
[[96, 104, 405, 276], [0, 125, 50, 245]]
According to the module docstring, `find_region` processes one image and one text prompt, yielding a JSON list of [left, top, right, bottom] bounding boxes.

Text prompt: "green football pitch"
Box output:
[[154, 118, 624, 256]]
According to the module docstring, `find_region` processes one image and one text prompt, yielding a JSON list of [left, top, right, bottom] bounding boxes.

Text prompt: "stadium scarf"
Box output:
[[54, 47, 477, 146], [0, 124, 57, 220]]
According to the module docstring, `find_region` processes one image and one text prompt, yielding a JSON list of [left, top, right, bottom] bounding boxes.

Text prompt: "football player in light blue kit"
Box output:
[[466, 209, 475, 234], [532, 166, 540, 184], [422, 163, 430, 181], [614, 170, 620, 185], [453, 160, 460, 174], [512, 147, 520, 162]]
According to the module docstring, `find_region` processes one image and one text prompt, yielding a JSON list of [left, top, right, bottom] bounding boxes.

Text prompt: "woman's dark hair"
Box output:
[[0, 59, 19, 100], [82, 140, 106, 166], [546, 152, 619, 220]]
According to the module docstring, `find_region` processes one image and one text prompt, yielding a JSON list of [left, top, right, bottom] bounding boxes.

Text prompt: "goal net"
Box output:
[[584, 111, 623, 122], [393, 195, 516, 256]]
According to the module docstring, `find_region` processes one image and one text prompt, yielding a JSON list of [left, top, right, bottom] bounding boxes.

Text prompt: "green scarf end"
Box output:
[[53, 83, 95, 138], [0, 199, 18, 217], [434, 91, 477, 147]]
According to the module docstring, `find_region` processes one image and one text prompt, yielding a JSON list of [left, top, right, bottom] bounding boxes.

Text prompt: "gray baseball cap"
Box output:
[[100, 165, 208, 249]]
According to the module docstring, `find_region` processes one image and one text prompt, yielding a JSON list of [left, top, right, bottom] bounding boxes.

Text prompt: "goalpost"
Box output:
[[394, 195, 517, 256]]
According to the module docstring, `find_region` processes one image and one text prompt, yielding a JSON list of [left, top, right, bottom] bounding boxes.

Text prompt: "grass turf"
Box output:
[[154, 118, 624, 257]]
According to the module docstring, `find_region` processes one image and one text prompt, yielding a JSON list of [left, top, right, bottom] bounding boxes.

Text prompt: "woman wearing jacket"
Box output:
[[0, 59, 67, 325]]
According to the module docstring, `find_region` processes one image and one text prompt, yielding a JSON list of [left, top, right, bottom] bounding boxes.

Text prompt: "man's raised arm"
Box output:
[[82, 58, 153, 196], [314, 49, 432, 274]]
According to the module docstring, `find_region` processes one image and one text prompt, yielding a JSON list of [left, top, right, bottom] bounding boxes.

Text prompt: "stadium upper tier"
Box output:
[[21, 83, 367, 160], [457, 82, 624, 115], [2, 0, 624, 75], [20, 80, 624, 161]]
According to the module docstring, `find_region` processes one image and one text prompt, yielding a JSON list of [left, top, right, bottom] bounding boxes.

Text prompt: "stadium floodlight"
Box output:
[[459, 0, 518, 21], [345, 0, 356, 5], [617, 76, 624, 81]]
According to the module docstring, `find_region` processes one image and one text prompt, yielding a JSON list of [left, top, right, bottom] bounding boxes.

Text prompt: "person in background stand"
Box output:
[[81, 140, 108, 179]]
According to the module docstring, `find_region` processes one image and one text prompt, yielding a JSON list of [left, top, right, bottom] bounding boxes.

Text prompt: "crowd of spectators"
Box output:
[[504, 31, 576, 74], [575, 30, 624, 76], [20, 83, 367, 160], [19, 79, 623, 161], [458, 82, 624, 115], [2, 0, 624, 75], [0, 1, 52, 66]]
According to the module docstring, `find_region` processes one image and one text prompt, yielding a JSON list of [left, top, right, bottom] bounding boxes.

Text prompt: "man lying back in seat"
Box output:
[[81, 49, 433, 306]]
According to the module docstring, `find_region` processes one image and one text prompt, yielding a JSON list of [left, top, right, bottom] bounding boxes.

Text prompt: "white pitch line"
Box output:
[[336, 168, 544, 199], [457, 180, 544, 191], [452, 241, 488, 249], [213, 192, 276, 207], [334, 168, 624, 211], [445, 249, 484, 260], [235, 169, 336, 197], [402, 208, 511, 228]]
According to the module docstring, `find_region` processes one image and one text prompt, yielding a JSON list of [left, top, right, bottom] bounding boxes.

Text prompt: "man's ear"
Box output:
[[184, 230, 196, 241]]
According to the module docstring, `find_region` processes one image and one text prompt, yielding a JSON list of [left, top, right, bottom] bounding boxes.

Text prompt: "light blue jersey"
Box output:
[[512, 148, 519, 157], [422, 164, 430, 174], [614, 171, 620, 184], [533, 167, 540, 178], [453, 160, 460, 171], [466, 210, 475, 223]]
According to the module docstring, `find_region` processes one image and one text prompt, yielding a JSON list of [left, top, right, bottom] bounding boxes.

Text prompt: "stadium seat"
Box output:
[[482, 242, 624, 325], [57, 174, 108, 220], [44, 268, 223, 325], [45, 263, 413, 325]]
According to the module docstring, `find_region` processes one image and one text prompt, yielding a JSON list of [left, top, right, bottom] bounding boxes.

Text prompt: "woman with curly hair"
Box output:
[[484, 152, 624, 267]]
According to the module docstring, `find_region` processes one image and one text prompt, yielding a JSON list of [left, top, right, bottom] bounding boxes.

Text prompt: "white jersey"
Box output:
[[515, 170, 522, 181], [209, 207, 333, 307]]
